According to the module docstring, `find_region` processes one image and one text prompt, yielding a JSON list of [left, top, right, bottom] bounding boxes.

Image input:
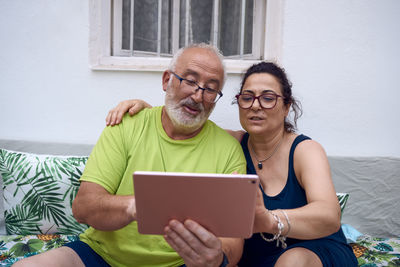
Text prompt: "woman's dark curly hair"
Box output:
[[238, 61, 303, 133]]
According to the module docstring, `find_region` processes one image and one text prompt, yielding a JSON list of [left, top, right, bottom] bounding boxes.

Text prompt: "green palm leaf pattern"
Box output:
[[0, 235, 80, 265], [62, 164, 85, 207], [354, 236, 400, 266], [44, 237, 70, 250], [56, 215, 88, 235], [336, 192, 349, 217], [10, 239, 44, 257], [0, 150, 31, 196], [21, 173, 65, 226], [0, 149, 89, 235], [5, 205, 41, 235]]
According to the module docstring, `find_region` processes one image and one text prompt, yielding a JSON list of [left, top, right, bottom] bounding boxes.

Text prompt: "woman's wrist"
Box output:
[[259, 210, 288, 249], [254, 208, 272, 233]]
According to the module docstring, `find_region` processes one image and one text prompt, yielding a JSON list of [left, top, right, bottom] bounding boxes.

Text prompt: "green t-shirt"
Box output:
[[79, 106, 246, 267]]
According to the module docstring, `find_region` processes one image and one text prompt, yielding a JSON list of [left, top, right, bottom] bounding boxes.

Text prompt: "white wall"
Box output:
[[282, 0, 400, 156], [0, 0, 399, 157]]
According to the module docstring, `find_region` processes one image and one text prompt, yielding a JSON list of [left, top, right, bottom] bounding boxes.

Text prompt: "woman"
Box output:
[[106, 62, 357, 267]]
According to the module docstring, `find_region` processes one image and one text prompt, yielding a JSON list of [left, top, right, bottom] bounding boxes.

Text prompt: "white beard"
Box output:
[[164, 84, 214, 132]]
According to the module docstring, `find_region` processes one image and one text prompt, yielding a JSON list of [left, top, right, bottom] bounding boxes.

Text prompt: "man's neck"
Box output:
[[161, 107, 204, 140]]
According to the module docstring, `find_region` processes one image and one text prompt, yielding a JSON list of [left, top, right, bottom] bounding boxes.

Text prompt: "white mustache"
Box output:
[[179, 97, 205, 112]]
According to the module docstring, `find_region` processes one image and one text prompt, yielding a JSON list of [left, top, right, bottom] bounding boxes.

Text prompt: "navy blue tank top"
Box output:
[[238, 133, 349, 266]]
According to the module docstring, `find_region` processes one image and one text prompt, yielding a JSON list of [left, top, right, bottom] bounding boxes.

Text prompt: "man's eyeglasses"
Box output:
[[171, 72, 223, 103], [235, 92, 283, 109]]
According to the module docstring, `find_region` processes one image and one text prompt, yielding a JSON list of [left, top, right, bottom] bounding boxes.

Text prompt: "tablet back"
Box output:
[[133, 171, 259, 238]]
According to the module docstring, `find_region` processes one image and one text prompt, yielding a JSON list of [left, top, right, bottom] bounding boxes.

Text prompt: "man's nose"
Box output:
[[191, 88, 204, 103]]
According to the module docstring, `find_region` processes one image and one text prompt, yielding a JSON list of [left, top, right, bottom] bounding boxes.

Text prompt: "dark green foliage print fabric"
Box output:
[[0, 149, 88, 235]]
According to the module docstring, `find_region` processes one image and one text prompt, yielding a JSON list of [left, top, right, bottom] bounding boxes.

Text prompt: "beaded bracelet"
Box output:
[[259, 211, 287, 248]]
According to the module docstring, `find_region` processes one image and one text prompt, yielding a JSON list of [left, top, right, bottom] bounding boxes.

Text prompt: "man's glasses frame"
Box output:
[[171, 72, 223, 103], [235, 92, 283, 109]]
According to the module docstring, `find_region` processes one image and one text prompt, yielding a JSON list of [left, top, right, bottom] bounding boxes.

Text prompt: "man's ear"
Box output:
[[162, 71, 171, 92]]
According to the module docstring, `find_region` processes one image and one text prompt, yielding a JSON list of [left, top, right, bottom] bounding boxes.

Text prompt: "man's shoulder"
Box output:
[[203, 120, 246, 173], [119, 106, 161, 125], [205, 120, 239, 144], [101, 106, 161, 141]]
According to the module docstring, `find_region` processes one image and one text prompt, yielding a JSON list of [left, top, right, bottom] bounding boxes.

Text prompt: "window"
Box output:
[[114, 0, 259, 59], [89, 0, 284, 73]]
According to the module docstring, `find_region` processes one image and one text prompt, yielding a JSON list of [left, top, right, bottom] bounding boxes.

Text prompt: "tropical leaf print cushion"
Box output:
[[336, 192, 349, 216], [0, 148, 89, 235]]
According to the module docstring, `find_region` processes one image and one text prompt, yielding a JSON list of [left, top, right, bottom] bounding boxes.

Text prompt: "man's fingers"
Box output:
[[164, 235, 202, 266], [164, 233, 178, 250], [169, 220, 200, 247], [184, 220, 220, 249], [165, 220, 224, 267], [164, 223, 200, 260]]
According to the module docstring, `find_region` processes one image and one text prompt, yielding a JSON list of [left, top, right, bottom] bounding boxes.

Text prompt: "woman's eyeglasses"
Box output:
[[235, 92, 283, 109]]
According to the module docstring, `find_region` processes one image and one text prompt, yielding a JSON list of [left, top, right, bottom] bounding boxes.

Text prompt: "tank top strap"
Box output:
[[241, 133, 312, 176], [289, 134, 311, 173], [240, 132, 257, 175]]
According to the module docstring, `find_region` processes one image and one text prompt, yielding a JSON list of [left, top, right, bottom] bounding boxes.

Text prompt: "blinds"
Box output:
[[115, 0, 256, 59]]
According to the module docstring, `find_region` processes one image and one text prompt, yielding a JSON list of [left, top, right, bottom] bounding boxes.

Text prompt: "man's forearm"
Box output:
[[72, 182, 136, 231]]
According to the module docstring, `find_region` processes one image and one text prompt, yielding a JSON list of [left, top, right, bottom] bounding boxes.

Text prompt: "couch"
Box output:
[[0, 139, 399, 266]]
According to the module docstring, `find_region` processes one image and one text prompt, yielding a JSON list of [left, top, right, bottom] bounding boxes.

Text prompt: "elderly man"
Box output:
[[13, 43, 246, 267]]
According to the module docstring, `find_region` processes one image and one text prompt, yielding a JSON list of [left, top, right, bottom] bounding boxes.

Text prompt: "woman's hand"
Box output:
[[252, 188, 273, 234], [106, 99, 152, 126]]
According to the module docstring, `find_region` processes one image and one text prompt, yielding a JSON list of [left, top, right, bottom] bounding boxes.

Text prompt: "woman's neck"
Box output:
[[248, 128, 287, 170], [248, 128, 286, 156]]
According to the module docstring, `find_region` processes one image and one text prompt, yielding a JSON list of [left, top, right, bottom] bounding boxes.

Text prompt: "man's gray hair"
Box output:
[[168, 43, 227, 87]]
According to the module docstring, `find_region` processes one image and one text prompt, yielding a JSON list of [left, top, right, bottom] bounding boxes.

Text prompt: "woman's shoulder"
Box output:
[[225, 129, 246, 142], [293, 134, 328, 160], [294, 134, 324, 150], [292, 134, 331, 188]]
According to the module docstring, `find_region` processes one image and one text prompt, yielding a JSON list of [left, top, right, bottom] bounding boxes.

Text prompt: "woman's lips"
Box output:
[[249, 116, 264, 121]]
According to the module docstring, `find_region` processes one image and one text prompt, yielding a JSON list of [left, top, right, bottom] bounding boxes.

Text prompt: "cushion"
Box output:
[[0, 148, 89, 235], [350, 236, 400, 266], [336, 192, 349, 216], [0, 234, 80, 266], [341, 223, 363, 243]]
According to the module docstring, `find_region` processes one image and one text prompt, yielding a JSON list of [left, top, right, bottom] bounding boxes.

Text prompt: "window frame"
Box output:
[[89, 0, 284, 73]]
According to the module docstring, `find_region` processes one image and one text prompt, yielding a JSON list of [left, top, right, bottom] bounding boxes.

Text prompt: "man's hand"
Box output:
[[164, 219, 224, 267]]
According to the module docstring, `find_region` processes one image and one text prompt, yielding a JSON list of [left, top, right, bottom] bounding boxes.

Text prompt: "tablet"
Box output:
[[133, 171, 259, 238]]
